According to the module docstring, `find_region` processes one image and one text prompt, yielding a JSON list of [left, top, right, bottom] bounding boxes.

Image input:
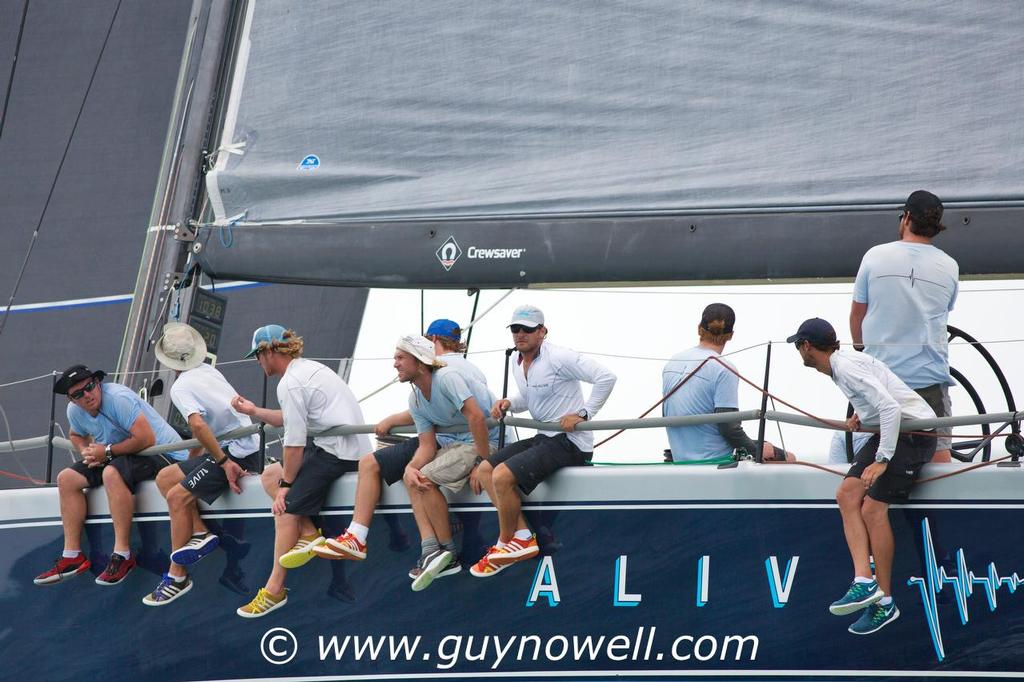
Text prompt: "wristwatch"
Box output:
[[874, 453, 890, 464], [103, 444, 114, 464], [576, 408, 589, 420], [278, 479, 293, 488]]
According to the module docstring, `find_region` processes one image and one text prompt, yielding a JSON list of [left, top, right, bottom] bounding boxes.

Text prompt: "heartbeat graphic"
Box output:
[[907, 517, 1022, 662]]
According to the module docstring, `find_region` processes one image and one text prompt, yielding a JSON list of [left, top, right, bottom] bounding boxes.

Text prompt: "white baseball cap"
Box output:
[[508, 304, 544, 328]]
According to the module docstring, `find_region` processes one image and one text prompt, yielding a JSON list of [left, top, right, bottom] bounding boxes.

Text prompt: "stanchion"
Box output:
[[463, 288, 480, 358], [258, 372, 267, 474], [45, 372, 58, 483], [754, 342, 772, 463], [498, 347, 514, 449]]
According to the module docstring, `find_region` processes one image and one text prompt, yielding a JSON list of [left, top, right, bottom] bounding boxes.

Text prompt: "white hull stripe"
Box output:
[[1, 281, 267, 315]]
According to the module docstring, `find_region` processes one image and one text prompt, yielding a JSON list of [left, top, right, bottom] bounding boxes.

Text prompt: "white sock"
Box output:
[[348, 523, 369, 544], [495, 540, 508, 549], [62, 550, 81, 559], [113, 550, 131, 560], [513, 528, 533, 541], [878, 595, 893, 606], [853, 576, 874, 584], [170, 573, 187, 584]]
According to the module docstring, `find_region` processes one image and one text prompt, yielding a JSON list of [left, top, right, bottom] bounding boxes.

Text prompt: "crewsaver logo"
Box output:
[[436, 236, 463, 271], [436, 235, 526, 271]]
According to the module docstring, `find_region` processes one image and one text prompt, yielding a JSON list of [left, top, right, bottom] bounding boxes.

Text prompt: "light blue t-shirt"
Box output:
[[68, 382, 188, 456], [853, 241, 959, 388], [827, 430, 873, 464], [662, 346, 738, 461], [409, 366, 499, 447], [68, 382, 188, 460]]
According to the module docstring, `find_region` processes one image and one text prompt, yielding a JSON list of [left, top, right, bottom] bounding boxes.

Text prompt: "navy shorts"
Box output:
[[845, 432, 935, 504], [178, 448, 262, 504], [487, 433, 591, 495], [374, 437, 438, 486], [284, 444, 359, 517], [69, 453, 175, 495]]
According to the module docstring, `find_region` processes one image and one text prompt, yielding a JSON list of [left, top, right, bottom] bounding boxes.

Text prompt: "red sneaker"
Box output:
[[487, 534, 539, 567], [325, 531, 367, 560], [33, 555, 91, 585], [95, 553, 136, 586]]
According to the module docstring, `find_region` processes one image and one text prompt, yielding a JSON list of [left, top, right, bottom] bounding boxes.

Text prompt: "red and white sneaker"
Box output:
[[469, 548, 507, 578], [487, 534, 539, 567], [325, 531, 367, 560], [95, 553, 136, 586], [33, 554, 91, 585]]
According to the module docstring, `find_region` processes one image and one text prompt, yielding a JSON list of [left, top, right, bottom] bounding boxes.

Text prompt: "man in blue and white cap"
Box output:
[[472, 304, 616, 577], [230, 325, 370, 617], [142, 322, 262, 606], [321, 334, 498, 592], [790, 317, 935, 635]]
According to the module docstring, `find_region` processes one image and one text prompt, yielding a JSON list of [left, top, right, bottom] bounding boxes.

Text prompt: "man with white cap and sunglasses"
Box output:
[[141, 322, 261, 606], [319, 335, 498, 592], [33, 364, 187, 587], [473, 304, 617, 577], [229, 325, 370, 617]]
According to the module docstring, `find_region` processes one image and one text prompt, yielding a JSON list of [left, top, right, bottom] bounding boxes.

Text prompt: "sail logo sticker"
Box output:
[[298, 154, 320, 171], [436, 236, 463, 271]]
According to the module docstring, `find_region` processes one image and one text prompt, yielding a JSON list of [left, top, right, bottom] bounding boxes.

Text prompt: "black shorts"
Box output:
[[845, 432, 936, 504], [69, 453, 175, 495], [488, 433, 591, 495], [178, 448, 262, 504], [284, 444, 359, 517], [374, 437, 436, 486]]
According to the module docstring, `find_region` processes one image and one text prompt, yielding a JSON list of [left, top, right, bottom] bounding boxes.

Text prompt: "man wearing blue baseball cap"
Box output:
[[230, 325, 371, 617], [789, 317, 935, 635]]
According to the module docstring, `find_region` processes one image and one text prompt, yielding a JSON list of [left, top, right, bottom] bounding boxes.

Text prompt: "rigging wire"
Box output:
[[0, 0, 124, 343], [0, 0, 30, 141]]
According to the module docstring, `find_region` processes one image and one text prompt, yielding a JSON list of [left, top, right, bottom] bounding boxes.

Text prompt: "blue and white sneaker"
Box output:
[[829, 579, 882, 615], [142, 573, 193, 606], [848, 600, 900, 635], [171, 532, 220, 566]]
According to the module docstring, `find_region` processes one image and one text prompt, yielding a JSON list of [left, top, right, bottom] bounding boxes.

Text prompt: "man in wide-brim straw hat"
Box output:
[[141, 322, 262, 607]]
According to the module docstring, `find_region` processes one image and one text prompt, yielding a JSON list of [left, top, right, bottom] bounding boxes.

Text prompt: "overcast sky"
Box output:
[[345, 280, 1024, 464]]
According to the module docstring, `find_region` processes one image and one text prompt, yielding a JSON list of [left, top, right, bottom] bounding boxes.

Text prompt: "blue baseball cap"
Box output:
[[786, 318, 837, 346], [244, 324, 288, 359], [425, 318, 461, 341]]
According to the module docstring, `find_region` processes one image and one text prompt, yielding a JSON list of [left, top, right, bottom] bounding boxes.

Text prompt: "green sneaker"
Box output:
[[829, 579, 882, 615], [848, 600, 900, 635]]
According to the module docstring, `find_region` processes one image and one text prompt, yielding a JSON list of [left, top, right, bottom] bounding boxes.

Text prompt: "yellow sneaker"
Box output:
[[278, 532, 325, 569], [236, 587, 287, 618]]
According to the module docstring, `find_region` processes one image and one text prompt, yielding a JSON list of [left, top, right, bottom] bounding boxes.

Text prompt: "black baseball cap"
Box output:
[[903, 190, 944, 226], [54, 364, 106, 395], [699, 303, 735, 334], [786, 318, 837, 346]]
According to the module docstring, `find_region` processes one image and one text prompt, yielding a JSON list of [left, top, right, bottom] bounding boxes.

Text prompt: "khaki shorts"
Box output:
[[915, 384, 952, 452], [421, 442, 497, 493]]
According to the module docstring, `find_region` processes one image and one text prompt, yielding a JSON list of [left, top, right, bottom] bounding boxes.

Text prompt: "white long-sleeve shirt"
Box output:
[[829, 351, 935, 460], [507, 341, 617, 451]]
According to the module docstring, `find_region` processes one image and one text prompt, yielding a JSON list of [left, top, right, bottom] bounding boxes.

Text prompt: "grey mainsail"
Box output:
[[196, 0, 1024, 287]]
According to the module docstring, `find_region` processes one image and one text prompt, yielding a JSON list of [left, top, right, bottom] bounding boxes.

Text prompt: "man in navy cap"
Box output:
[[850, 190, 958, 461], [789, 317, 935, 635], [34, 364, 187, 587]]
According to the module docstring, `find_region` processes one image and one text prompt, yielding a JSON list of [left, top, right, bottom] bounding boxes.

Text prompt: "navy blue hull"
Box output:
[[4, 493, 1023, 681]]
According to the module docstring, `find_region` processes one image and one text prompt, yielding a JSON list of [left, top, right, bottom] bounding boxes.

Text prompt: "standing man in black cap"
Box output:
[[850, 190, 959, 461], [34, 365, 187, 587], [789, 317, 935, 635]]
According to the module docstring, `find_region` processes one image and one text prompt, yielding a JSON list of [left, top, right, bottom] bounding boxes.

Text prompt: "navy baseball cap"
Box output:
[[425, 319, 461, 341], [786, 318, 837, 346]]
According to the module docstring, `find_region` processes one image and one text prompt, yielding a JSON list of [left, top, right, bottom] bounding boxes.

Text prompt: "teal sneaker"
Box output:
[[848, 600, 900, 635], [829, 579, 882, 615]]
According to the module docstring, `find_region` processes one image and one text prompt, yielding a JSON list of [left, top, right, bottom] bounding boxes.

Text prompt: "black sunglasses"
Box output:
[[69, 379, 99, 400], [510, 324, 539, 334], [793, 339, 806, 350]]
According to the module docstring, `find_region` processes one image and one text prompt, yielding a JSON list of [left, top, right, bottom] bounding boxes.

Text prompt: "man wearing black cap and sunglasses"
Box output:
[[850, 190, 958, 462], [789, 317, 935, 636], [34, 365, 187, 587]]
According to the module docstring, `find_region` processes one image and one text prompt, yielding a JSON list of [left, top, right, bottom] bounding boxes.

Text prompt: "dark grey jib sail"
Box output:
[[195, 1, 1024, 288]]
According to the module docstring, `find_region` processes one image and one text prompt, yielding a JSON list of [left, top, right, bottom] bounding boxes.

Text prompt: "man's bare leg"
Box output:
[[102, 465, 135, 554], [836, 477, 873, 579], [56, 468, 89, 553]]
